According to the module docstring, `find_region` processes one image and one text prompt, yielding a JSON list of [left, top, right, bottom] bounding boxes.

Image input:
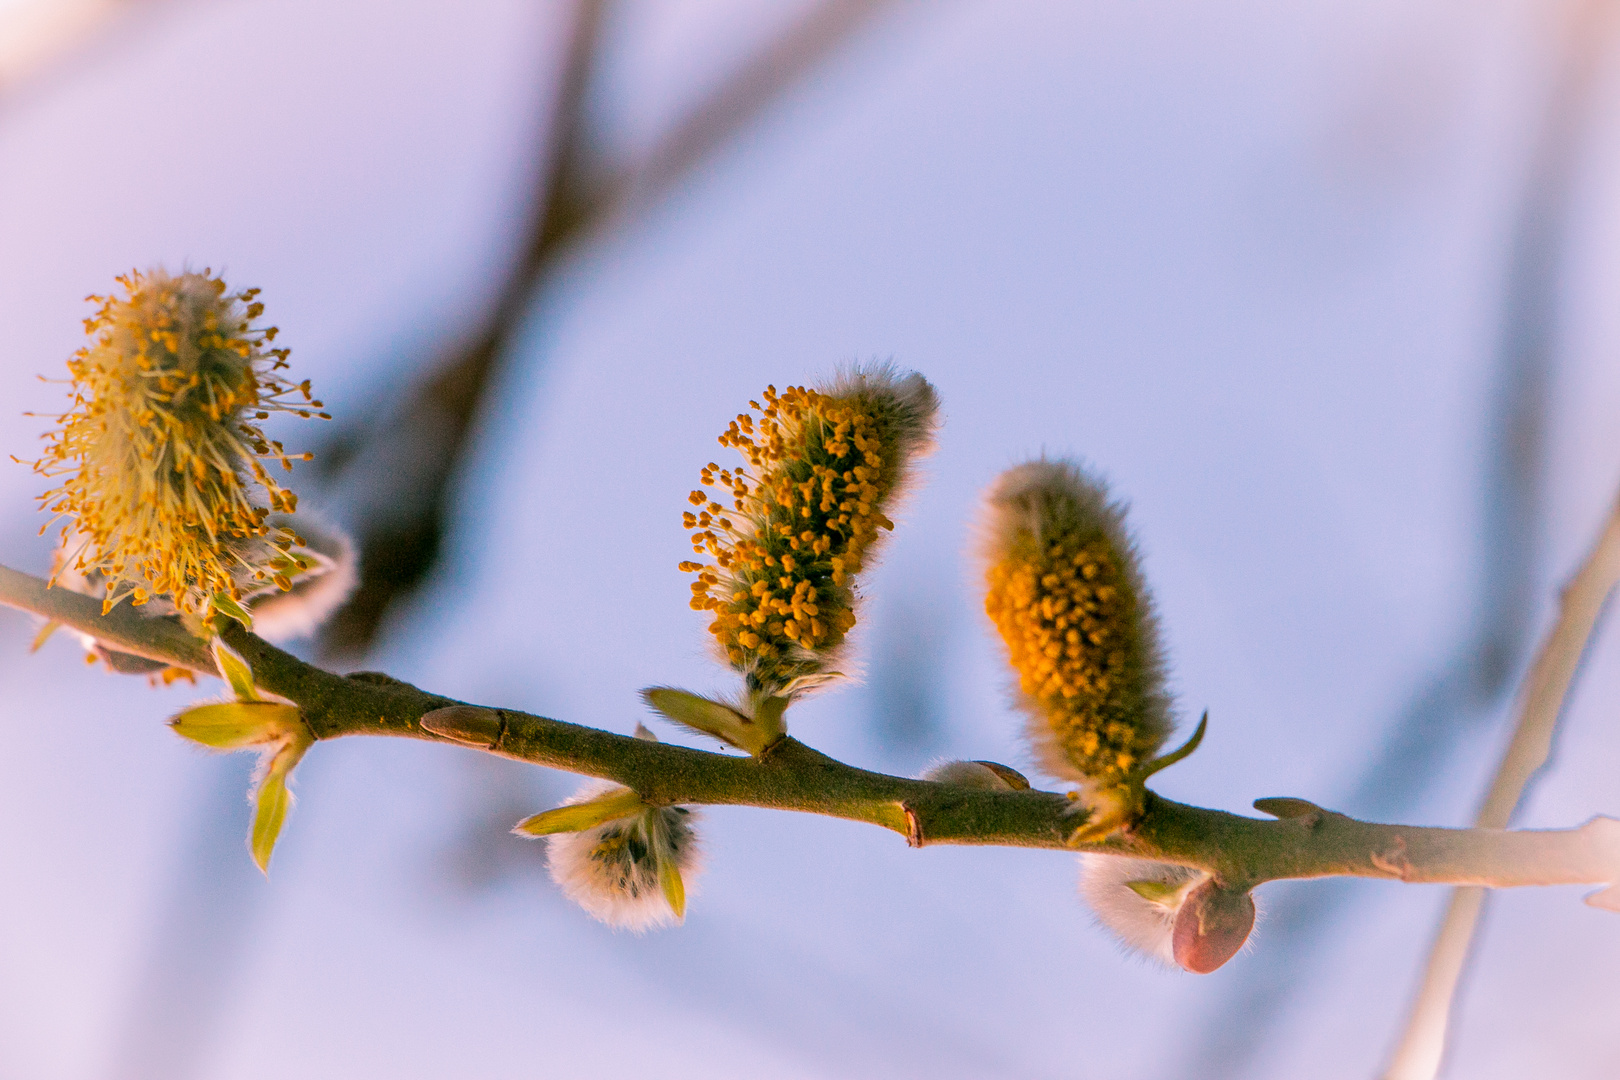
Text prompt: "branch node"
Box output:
[[901, 802, 923, 848], [1370, 834, 1413, 880]]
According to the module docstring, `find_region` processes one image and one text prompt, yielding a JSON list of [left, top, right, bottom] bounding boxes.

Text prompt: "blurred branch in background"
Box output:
[[311, 0, 608, 654], [315, 0, 899, 658], [866, 586, 952, 770], [0, 0, 131, 91], [1384, 486, 1620, 1078], [1184, 0, 1616, 1074], [96, 7, 906, 1077]]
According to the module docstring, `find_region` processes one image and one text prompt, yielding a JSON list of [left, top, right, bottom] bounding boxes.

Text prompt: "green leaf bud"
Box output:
[[169, 701, 302, 750], [211, 639, 259, 701]]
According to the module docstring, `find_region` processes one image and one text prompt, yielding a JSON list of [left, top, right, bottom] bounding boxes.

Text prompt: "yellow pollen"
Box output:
[[678, 382, 904, 691], [30, 270, 323, 618], [985, 531, 1152, 784]]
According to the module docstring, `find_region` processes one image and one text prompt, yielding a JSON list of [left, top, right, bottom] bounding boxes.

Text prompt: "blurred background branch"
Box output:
[[1383, 489, 1620, 1076], [61, 7, 903, 1076], [314, 0, 898, 658], [0, 0, 131, 90], [1180, 1, 1616, 1073]]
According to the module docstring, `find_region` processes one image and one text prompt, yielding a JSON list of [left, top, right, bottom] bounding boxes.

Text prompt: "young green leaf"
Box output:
[[659, 857, 687, 920], [251, 769, 291, 874], [170, 701, 300, 750], [249, 736, 311, 875], [641, 687, 767, 753], [513, 788, 646, 837], [211, 591, 254, 631], [1125, 878, 1188, 907], [29, 620, 60, 653], [211, 639, 259, 701]]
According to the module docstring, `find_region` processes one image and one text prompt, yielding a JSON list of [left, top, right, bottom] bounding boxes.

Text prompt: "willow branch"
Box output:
[[1384, 486, 1620, 1080], [1, 562, 1616, 894], [0, 564, 216, 672]]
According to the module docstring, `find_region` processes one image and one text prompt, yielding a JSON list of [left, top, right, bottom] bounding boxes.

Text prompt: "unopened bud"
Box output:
[[420, 706, 504, 748], [532, 778, 703, 932], [1078, 855, 1199, 965], [1171, 878, 1257, 974], [921, 760, 1030, 790], [1078, 854, 1258, 972]]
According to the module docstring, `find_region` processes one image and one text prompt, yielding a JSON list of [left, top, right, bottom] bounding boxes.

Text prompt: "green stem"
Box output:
[[1, 562, 1614, 894]]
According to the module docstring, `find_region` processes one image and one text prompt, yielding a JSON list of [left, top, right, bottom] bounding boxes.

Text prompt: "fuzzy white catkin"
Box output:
[[546, 780, 703, 932], [1077, 854, 1204, 966]]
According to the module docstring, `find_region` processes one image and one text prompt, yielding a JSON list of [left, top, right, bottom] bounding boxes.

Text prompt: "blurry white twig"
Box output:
[[0, 0, 133, 90], [1383, 487, 1620, 1080]]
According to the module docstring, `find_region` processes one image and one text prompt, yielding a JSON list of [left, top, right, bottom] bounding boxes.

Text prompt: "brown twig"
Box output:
[[2, 560, 1616, 900]]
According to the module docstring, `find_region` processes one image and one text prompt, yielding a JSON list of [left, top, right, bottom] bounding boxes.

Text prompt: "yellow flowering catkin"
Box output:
[[682, 366, 937, 694], [980, 460, 1171, 786], [31, 269, 328, 618]]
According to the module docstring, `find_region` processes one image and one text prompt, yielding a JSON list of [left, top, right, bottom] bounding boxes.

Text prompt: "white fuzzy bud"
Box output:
[[1078, 854, 1258, 972], [920, 760, 1030, 790], [1078, 854, 1202, 966], [542, 779, 703, 932]]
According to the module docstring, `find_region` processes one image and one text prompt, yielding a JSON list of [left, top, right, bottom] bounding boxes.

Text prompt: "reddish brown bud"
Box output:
[[1171, 878, 1256, 973]]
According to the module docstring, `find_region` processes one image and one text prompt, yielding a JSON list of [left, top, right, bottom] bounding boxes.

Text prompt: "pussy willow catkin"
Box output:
[[979, 460, 1171, 786], [682, 365, 937, 695], [33, 269, 326, 618]]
